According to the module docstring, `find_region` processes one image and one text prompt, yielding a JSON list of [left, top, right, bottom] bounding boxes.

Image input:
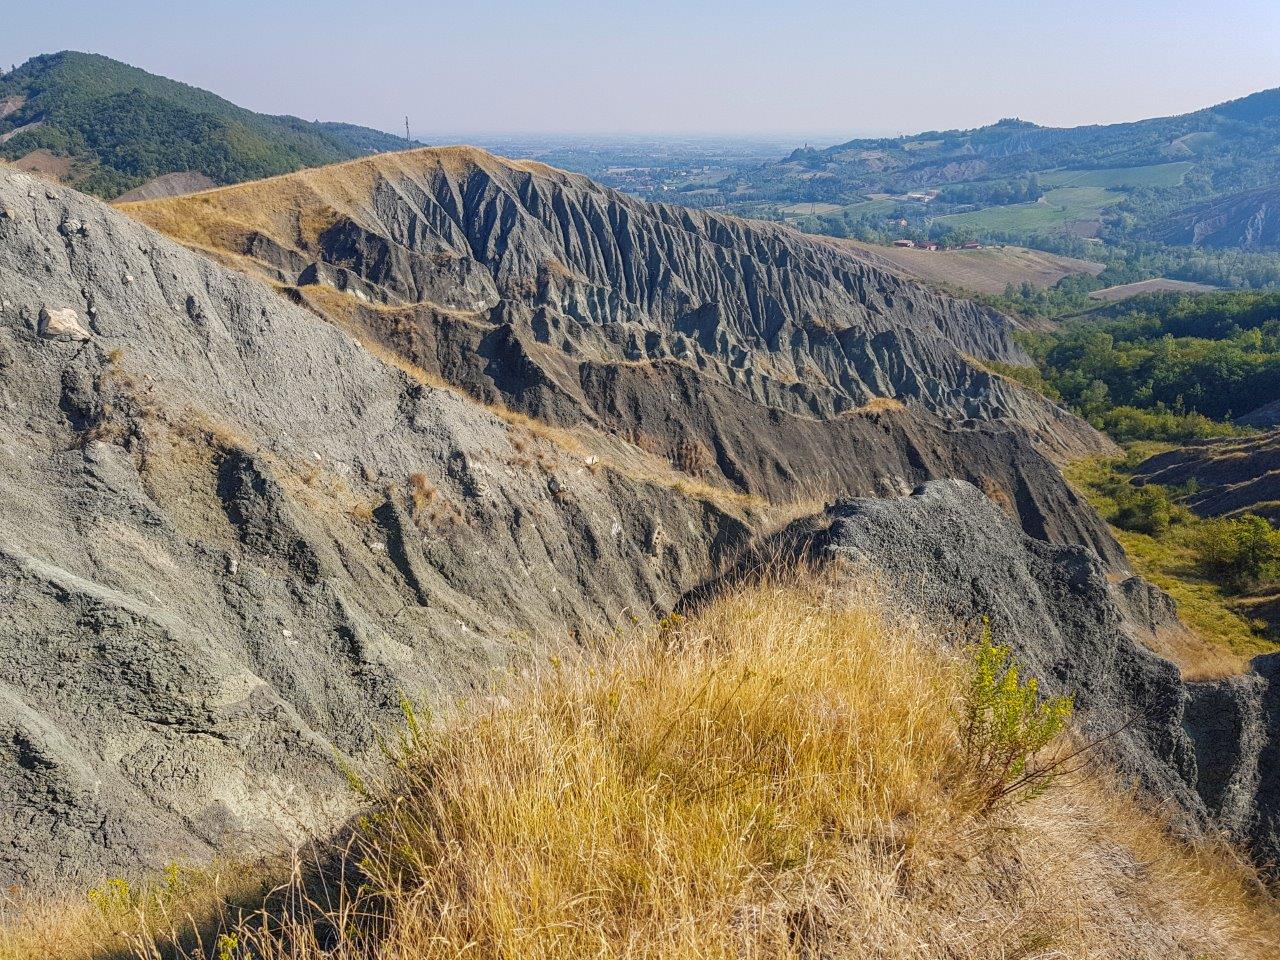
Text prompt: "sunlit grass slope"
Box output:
[[5, 571, 1279, 959]]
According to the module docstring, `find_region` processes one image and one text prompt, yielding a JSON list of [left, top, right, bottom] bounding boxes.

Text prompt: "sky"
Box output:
[[5, 0, 1280, 141]]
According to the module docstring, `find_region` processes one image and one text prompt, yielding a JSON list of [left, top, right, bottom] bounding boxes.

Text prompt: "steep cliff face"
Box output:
[[124, 147, 1112, 474], [0, 159, 1129, 885], [0, 167, 760, 884], [1150, 186, 1280, 250]]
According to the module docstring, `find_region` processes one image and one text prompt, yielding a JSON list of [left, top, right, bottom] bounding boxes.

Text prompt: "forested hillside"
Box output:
[[1002, 291, 1280, 440], [0, 52, 415, 197], [663, 85, 1280, 260]]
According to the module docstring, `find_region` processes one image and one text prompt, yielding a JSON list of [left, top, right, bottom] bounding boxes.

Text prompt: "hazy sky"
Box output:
[[5, 1, 1280, 140]]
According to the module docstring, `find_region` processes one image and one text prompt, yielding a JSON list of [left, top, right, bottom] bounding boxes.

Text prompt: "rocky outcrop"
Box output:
[[0, 167, 760, 884], [1149, 186, 1280, 250], [37, 304, 90, 340], [1238, 398, 1280, 429], [802, 480, 1280, 859]]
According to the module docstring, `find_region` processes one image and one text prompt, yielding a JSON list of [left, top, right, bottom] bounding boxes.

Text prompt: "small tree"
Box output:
[[962, 620, 1073, 813], [1112, 483, 1174, 536], [1189, 514, 1280, 591]]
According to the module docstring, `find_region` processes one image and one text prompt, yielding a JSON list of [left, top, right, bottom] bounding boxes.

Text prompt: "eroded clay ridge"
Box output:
[[123, 147, 1110, 477]]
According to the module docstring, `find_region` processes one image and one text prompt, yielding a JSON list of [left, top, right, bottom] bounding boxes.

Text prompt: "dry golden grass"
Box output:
[[27, 569, 1264, 960], [0, 863, 279, 960], [120, 146, 557, 260], [841, 395, 906, 417], [835, 239, 1103, 296]]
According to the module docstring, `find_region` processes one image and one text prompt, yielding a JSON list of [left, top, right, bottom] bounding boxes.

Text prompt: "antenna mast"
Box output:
[[405, 117, 411, 143]]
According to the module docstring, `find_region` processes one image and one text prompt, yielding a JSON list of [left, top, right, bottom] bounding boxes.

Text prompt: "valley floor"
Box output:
[[5, 570, 1278, 960]]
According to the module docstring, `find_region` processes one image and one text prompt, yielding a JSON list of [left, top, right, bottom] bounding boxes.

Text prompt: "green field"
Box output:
[[767, 197, 898, 220], [840, 198, 899, 217], [932, 162, 1193, 235], [768, 161, 1196, 237], [1040, 162, 1194, 189], [938, 185, 1120, 234]]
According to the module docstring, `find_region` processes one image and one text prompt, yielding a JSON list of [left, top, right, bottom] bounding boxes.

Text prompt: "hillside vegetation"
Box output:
[[5, 571, 1277, 959], [0, 52, 414, 198], [1000, 288, 1280, 655], [1067, 452, 1280, 664], [993, 290, 1280, 441]]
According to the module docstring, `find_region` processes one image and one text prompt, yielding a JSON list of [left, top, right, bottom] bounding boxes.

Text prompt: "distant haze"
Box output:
[[6, 0, 1280, 140]]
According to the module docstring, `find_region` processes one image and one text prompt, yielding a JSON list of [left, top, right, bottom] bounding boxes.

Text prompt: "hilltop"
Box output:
[[0, 52, 416, 199], [123, 146, 1119, 486]]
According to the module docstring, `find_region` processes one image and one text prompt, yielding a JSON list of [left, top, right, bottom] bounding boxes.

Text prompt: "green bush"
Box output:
[[985, 360, 1062, 401], [962, 620, 1073, 812], [1112, 483, 1177, 536], [1188, 513, 1280, 591]]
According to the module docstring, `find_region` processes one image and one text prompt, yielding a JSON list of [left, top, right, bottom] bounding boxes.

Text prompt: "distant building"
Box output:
[[962, 241, 981, 249], [917, 242, 939, 251], [893, 239, 915, 248]]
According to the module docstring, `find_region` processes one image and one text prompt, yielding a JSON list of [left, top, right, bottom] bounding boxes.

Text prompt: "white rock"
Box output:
[[38, 306, 91, 341]]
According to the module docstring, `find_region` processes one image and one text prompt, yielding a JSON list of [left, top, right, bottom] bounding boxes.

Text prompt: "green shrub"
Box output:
[[962, 620, 1073, 812], [1095, 405, 1243, 443], [1112, 483, 1177, 536], [1188, 514, 1280, 592], [985, 360, 1062, 401]]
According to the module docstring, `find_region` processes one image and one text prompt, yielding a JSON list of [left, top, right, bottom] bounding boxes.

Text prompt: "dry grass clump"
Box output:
[[86, 570, 1274, 960], [0, 863, 278, 960], [674, 436, 716, 477], [844, 395, 906, 416], [403, 472, 464, 529]]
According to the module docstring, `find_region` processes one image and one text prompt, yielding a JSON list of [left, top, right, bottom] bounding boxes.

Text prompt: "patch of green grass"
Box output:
[[939, 186, 1120, 233], [1040, 162, 1194, 190], [1066, 452, 1279, 660]]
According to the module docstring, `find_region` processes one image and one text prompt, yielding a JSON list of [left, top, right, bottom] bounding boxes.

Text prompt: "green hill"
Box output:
[[688, 87, 1280, 252], [0, 51, 416, 198]]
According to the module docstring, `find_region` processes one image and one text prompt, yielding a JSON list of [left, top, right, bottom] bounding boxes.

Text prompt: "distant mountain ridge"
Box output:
[[703, 85, 1280, 250], [0, 51, 417, 198], [772, 87, 1280, 190]]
